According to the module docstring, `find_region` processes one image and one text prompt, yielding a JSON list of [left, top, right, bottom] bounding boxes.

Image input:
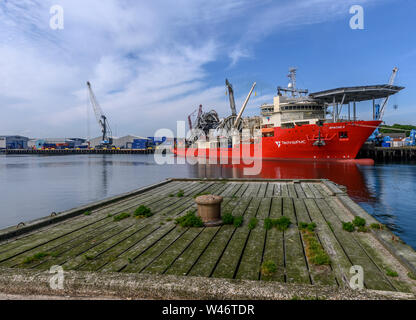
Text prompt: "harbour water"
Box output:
[[0, 154, 415, 249]]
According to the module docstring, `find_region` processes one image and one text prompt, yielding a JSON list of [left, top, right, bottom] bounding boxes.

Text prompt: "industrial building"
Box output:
[[0, 136, 29, 149]]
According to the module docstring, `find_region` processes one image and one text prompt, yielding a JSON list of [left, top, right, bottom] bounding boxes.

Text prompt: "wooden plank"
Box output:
[[294, 183, 306, 198], [282, 197, 310, 284], [257, 183, 268, 198], [280, 183, 289, 197], [265, 183, 274, 197], [235, 198, 270, 280], [142, 228, 203, 274], [300, 183, 315, 199], [121, 227, 187, 273], [307, 183, 323, 199], [187, 198, 252, 277], [294, 199, 336, 286], [315, 198, 394, 291], [212, 198, 261, 279], [304, 199, 352, 287], [165, 227, 220, 276], [287, 184, 297, 198]]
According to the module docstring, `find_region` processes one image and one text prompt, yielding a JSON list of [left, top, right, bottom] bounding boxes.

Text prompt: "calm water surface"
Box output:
[[0, 154, 415, 249]]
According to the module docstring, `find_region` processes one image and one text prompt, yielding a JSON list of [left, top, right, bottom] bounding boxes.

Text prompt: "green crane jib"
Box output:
[[87, 81, 113, 147]]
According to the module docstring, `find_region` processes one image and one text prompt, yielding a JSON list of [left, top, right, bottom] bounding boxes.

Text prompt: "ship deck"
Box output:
[[0, 179, 415, 299]]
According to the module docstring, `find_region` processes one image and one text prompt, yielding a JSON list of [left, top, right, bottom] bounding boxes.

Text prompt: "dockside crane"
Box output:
[[377, 67, 399, 120], [87, 81, 113, 148]]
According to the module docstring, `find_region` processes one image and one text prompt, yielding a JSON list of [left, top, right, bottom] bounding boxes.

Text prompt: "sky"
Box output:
[[0, 0, 415, 139]]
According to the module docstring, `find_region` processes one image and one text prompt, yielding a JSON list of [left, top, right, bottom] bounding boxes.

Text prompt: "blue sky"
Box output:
[[0, 0, 415, 138]]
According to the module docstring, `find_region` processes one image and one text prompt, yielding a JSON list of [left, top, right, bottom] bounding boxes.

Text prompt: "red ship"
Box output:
[[174, 68, 403, 161]]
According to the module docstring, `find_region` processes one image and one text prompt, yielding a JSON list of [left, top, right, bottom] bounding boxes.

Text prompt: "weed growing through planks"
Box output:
[[370, 223, 384, 230], [264, 217, 291, 231], [342, 221, 355, 232], [248, 217, 258, 230], [222, 212, 234, 225], [84, 211, 92, 216], [84, 255, 94, 261], [353, 216, 366, 227], [408, 272, 416, 280], [169, 194, 174, 197], [175, 210, 203, 227], [221, 212, 243, 228], [273, 216, 291, 231], [342, 218, 368, 233], [261, 260, 277, 277], [107, 213, 113, 218], [128, 258, 133, 264], [233, 216, 243, 228], [298, 222, 316, 232], [301, 230, 330, 266], [177, 190, 185, 197], [264, 218, 273, 230], [134, 205, 153, 218], [357, 226, 368, 232], [385, 268, 398, 277], [113, 212, 131, 221], [23, 252, 50, 264]]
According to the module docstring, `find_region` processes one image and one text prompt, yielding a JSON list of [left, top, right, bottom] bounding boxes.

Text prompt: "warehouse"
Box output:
[[0, 136, 29, 149]]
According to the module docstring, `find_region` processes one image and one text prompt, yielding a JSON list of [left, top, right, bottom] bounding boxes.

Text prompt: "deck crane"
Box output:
[[377, 67, 399, 120], [87, 81, 113, 148]]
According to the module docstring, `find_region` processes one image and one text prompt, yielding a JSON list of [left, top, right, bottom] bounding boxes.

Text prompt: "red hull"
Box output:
[[173, 120, 380, 160]]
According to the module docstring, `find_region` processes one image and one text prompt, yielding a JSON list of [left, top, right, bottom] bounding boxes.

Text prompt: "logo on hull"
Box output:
[[275, 140, 306, 148]]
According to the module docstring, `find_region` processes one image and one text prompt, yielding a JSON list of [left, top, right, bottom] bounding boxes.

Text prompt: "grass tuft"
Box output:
[[113, 212, 131, 221], [342, 221, 355, 232], [84, 211, 92, 216], [175, 210, 203, 227], [261, 260, 277, 276], [233, 216, 243, 228], [134, 205, 153, 218], [298, 222, 316, 232], [177, 190, 185, 197], [222, 212, 234, 225], [264, 217, 292, 231], [407, 272, 416, 280], [248, 217, 258, 230], [370, 223, 384, 230], [221, 212, 243, 228], [23, 252, 50, 264], [385, 268, 398, 277], [353, 216, 366, 227], [301, 229, 330, 266]]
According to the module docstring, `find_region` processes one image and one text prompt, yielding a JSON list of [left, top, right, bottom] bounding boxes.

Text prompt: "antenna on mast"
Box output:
[[277, 67, 308, 97]]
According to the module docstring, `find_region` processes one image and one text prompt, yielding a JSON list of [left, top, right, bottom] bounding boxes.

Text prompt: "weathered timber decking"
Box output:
[[0, 178, 415, 298]]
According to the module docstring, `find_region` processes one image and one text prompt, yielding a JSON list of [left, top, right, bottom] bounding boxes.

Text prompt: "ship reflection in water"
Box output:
[[190, 160, 372, 202]]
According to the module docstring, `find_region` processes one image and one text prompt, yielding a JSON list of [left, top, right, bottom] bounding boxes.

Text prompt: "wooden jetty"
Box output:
[[0, 178, 415, 299], [358, 144, 416, 161]]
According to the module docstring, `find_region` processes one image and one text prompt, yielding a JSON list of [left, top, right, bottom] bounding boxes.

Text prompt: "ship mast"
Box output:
[[277, 67, 308, 97]]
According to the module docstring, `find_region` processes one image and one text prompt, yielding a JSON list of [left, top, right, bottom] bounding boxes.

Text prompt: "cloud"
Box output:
[[0, 0, 391, 138]]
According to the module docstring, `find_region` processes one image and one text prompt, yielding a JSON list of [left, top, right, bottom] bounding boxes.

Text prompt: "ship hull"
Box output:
[[173, 120, 381, 160]]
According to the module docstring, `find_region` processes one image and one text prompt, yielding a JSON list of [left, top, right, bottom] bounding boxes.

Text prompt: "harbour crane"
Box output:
[[377, 67, 399, 120], [86, 81, 113, 147]]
